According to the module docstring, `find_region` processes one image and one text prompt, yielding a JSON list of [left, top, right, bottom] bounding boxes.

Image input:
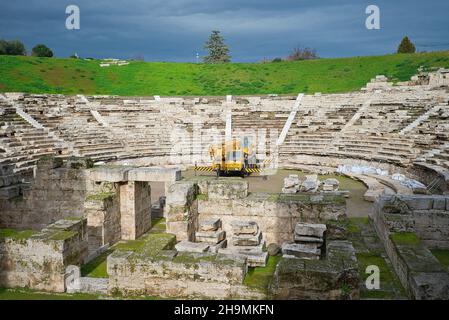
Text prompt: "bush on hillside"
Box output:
[[287, 46, 319, 61], [32, 44, 53, 57], [0, 39, 26, 56]]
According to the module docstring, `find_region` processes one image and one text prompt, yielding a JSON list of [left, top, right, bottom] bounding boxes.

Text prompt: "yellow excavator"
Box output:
[[195, 137, 270, 177]]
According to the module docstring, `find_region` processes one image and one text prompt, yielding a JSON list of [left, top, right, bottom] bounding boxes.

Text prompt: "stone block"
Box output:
[[218, 247, 267, 267], [295, 223, 327, 238], [89, 167, 131, 182], [284, 176, 299, 188], [409, 272, 449, 300], [208, 240, 227, 254], [165, 181, 197, 206], [232, 230, 262, 246], [447, 198, 449, 211], [175, 241, 210, 253], [300, 178, 319, 192], [167, 221, 189, 241], [282, 186, 298, 194], [0, 185, 20, 199], [199, 218, 221, 231], [231, 220, 258, 235], [127, 167, 181, 182], [245, 251, 268, 267], [0, 164, 14, 176], [282, 242, 321, 260], [207, 179, 248, 200], [294, 235, 324, 245], [195, 230, 226, 244], [267, 243, 281, 256], [433, 197, 446, 210], [403, 197, 433, 210]]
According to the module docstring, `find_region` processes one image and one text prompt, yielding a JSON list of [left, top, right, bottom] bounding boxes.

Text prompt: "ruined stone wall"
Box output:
[[0, 218, 88, 292], [374, 195, 449, 249], [372, 195, 449, 299], [270, 241, 359, 299], [165, 178, 346, 245], [0, 157, 89, 230], [165, 180, 198, 242], [84, 189, 121, 253], [119, 181, 151, 240], [106, 232, 264, 299]]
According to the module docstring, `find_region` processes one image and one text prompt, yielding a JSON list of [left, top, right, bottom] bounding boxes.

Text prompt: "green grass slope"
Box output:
[[1, 51, 448, 96]]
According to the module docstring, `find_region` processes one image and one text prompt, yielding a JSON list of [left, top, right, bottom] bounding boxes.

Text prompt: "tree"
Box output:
[[32, 44, 53, 57], [0, 39, 26, 55], [287, 45, 319, 61], [0, 40, 7, 55], [397, 36, 416, 54], [203, 30, 231, 63]]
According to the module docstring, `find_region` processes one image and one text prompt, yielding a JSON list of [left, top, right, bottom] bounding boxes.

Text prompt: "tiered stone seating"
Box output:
[[280, 90, 448, 166], [0, 101, 66, 176], [281, 93, 364, 156], [410, 104, 449, 169], [2, 86, 448, 171], [17, 94, 128, 162]]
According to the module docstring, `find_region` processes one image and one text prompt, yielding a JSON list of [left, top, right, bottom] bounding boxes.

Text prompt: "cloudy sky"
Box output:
[[0, 0, 448, 62]]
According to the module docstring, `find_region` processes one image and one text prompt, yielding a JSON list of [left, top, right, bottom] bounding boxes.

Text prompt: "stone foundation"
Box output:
[[372, 195, 449, 299], [270, 240, 359, 299], [165, 178, 346, 245], [0, 218, 88, 292]]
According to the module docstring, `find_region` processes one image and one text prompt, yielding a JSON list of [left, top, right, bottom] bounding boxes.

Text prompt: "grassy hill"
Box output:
[[0, 51, 448, 96]]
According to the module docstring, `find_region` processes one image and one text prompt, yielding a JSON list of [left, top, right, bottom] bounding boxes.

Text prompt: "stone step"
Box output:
[[294, 223, 327, 238], [175, 241, 210, 253], [232, 230, 262, 246], [199, 218, 221, 232], [230, 220, 258, 235], [195, 230, 226, 244], [282, 242, 321, 260]]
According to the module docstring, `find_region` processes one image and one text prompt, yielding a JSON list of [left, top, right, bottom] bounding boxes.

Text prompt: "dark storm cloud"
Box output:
[[0, 0, 448, 62]]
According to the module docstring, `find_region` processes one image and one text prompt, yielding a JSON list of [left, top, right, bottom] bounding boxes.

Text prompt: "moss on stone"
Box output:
[[346, 217, 369, 234], [149, 217, 166, 234], [64, 217, 84, 221], [47, 230, 77, 241], [196, 193, 208, 201], [390, 232, 420, 246], [0, 229, 37, 239], [81, 250, 112, 278], [114, 232, 176, 256], [172, 252, 217, 265], [243, 255, 281, 292], [86, 192, 116, 201], [430, 249, 449, 269], [356, 252, 406, 298]]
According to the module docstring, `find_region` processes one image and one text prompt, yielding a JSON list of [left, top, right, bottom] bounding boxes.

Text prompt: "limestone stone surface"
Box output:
[[127, 167, 181, 182], [196, 230, 226, 244], [267, 243, 281, 256], [207, 179, 248, 200], [295, 223, 327, 238], [175, 241, 210, 253], [231, 220, 258, 235], [282, 242, 321, 260], [199, 218, 221, 231], [89, 167, 131, 182], [232, 231, 262, 246]]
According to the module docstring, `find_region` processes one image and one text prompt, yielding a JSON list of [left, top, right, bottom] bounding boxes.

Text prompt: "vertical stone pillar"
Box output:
[[120, 181, 151, 240]]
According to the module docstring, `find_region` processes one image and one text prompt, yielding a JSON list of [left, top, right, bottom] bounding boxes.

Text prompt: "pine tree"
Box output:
[[203, 30, 231, 63], [397, 36, 416, 54]]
